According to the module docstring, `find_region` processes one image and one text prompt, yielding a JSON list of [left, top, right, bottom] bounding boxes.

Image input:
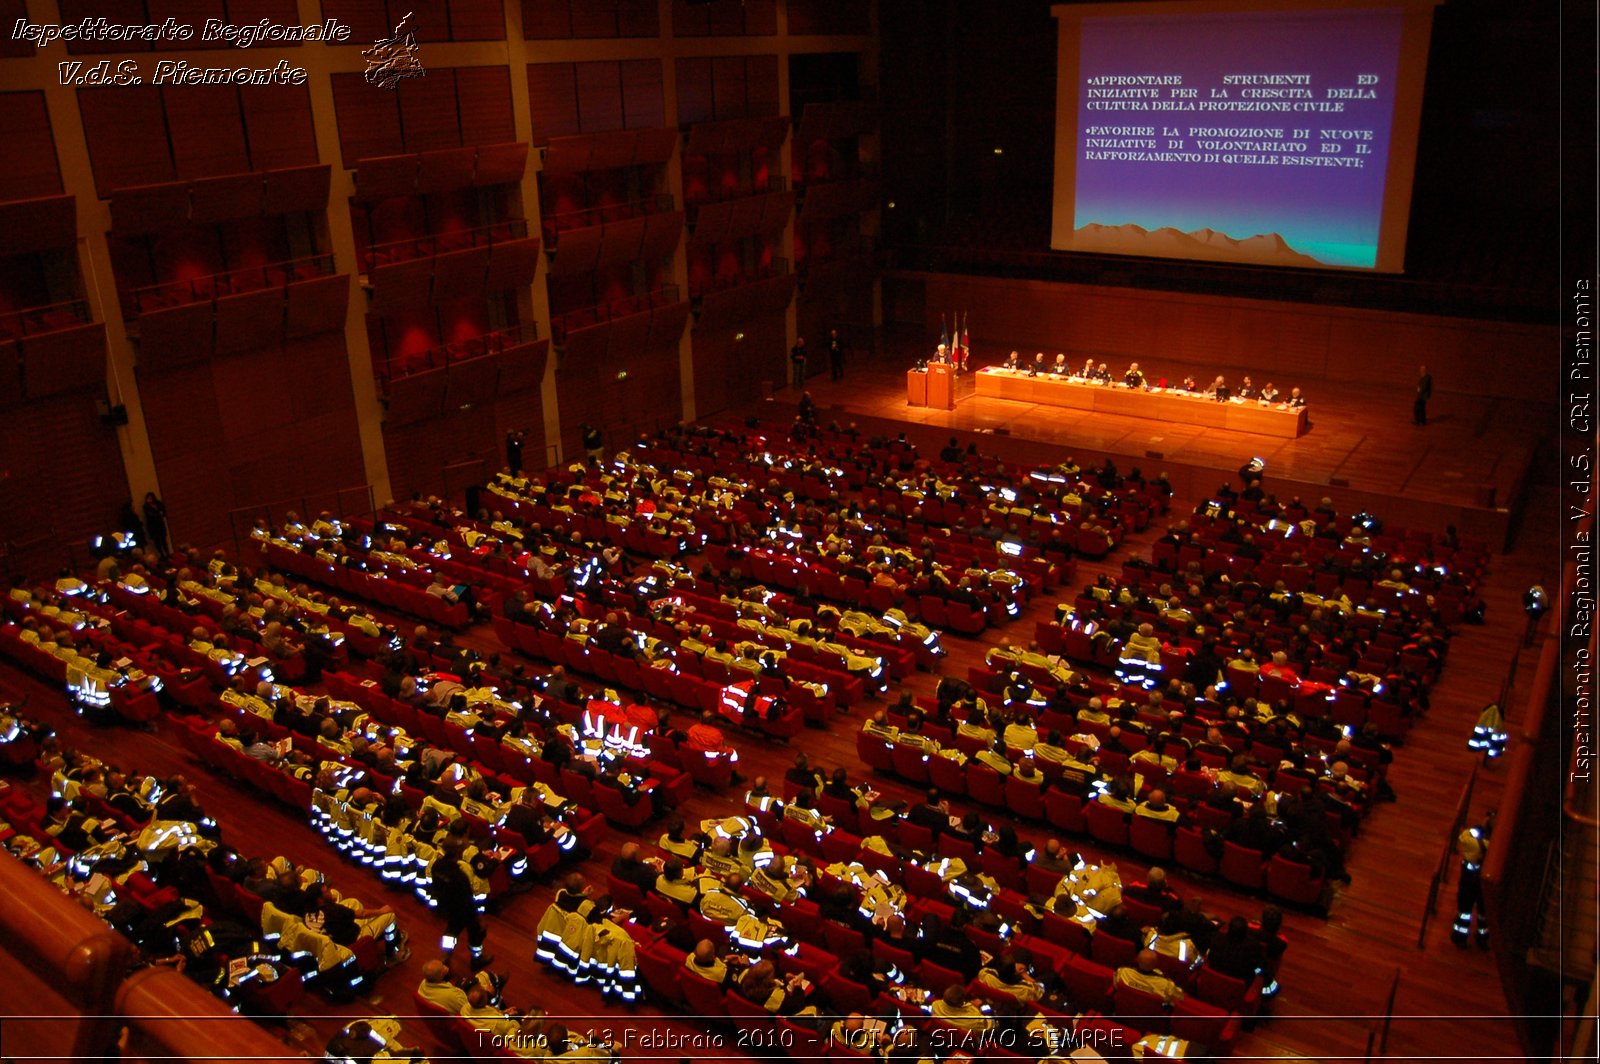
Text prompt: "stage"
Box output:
[[751, 327, 1551, 549]]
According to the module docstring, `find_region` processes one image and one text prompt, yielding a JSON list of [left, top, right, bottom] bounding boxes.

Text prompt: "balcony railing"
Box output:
[[363, 219, 530, 273], [798, 235, 878, 269], [793, 163, 877, 189], [129, 254, 336, 317], [541, 194, 676, 242], [549, 285, 681, 345], [0, 298, 91, 340], [690, 259, 789, 301], [380, 320, 541, 387], [685, 175, 788, 213]]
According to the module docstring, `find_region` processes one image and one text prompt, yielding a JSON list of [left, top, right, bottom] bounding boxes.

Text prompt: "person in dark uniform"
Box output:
[[505, 429, 525, 476], [434, 841, 491, 967], [142, 493, 170, 559], [828, 329, 846, 381], [1452, 811, 1494, 948], [790, 337, 808, 389], [1413, 365, 1433, 425]]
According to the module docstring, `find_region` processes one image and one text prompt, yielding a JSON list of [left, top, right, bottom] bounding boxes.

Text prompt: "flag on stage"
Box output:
[[939, 314, 948, 355], [960, 312, 970, 370]]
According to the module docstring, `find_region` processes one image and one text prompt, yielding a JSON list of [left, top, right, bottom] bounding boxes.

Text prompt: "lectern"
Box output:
[[926, 362, 954, 410], [906, 369, 927, 407]]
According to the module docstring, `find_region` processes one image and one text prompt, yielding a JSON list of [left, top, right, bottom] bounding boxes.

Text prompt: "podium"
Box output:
[[906, 369, 927, 406], [926, 362, 954, 410]]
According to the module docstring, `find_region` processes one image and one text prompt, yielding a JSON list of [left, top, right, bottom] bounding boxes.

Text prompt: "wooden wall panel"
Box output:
[[224, 0, 301, 24], [746, 55, 781, 117], [78, 87, 174, 198], [620, 60, 664, 131], [328, 73, 403, 166], [0, 92, 61, 202], [569, 0, 619, 38], [141, 367, 224, 459], [705, 0, 747, 36], [711, 57, 749, 121], [145, 0, 226, 49], [0, 392, 127, 577], [912, 273, 1558, 402], [616, 0, 659, 37], [676, 58, 714, 127], [331, 73, 405, 167], [527, 64, 580, 143], [691, 308, 785, 417], [59, 0, 148, 53], [397, 69, 461, 153], [20, 325, 105, 398], [139, 330, 365, 548], [321, 0, 391, 42], [575, 62, 625, 135], [455, 66, 515, 147], [670, 0, 710, 38], [285, 333, 358, 422], [743, 0, 777, 35], [382, 388, 547, 501], [787, 0, 870, 36], [1174, 302, 1232, 366], [0, 0, 34, 57], [163, 87, 249, 180], [241, 85, 318, 171], [447, 0, 505, 39], [212, 351, 292, 441], [521, 0, 571, 39]]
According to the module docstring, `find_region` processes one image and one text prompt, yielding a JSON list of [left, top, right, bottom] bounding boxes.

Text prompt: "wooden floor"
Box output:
[[0, 394, 1564, 1063]]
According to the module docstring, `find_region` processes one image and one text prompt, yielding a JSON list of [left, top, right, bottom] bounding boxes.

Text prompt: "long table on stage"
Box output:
[[974, 368, 1309, 438]]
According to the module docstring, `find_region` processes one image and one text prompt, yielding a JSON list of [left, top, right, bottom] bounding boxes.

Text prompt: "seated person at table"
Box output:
[[1260, 382, 1280, 403], [1207, 375, 1230, 400], [1052, 352, 1069, 375], [1079, 357, 1096, 379], [1030, 352, 1047, 375], [1094, 362, 1113, 382], [1179, 375, 1197, 392], [1237, 376, 1257, 400], [1002, 351, 1021, 371], [1286, 386, 1306, 407], [1123, 362, 1145, 388]]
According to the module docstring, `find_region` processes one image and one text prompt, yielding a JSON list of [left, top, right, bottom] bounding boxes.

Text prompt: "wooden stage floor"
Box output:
[[770, 330, 1552, 550]]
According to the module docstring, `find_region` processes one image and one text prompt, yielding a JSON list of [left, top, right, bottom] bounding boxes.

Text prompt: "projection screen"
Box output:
[[1050, 0, 1441, 272]]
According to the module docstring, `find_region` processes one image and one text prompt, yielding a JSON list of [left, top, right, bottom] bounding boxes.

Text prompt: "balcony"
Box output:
[[128, 254, 336, 317], [550, 286, 681, 345], [0, 298, 91, 340], [541, 194, 676, 246], [685, 175, 787, 220], [379, 320, 541, 388], [362, 219, 530, 275], [691, 259, 788, 303]]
